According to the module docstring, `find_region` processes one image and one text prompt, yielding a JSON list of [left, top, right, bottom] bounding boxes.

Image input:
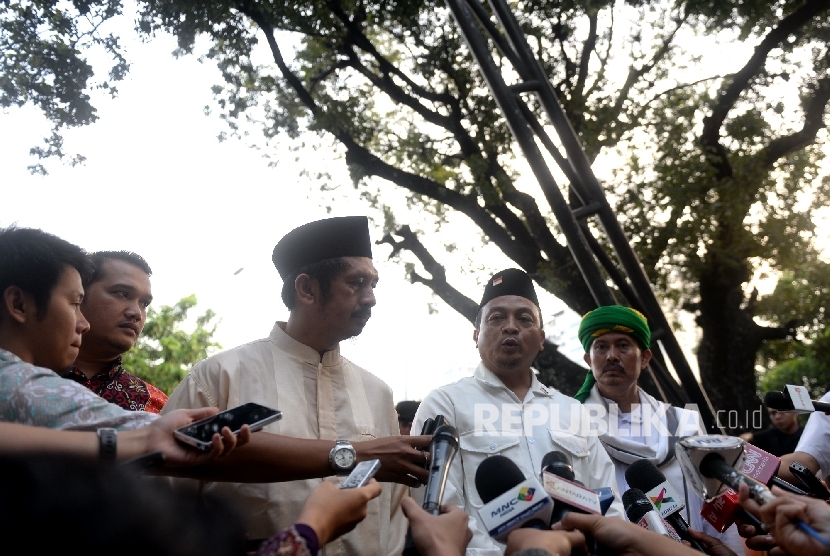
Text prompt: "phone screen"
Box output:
[[177, 403, 282, 443]]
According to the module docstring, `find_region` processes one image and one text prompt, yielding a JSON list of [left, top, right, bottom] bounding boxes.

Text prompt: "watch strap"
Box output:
[[97, 428, 117, 461]]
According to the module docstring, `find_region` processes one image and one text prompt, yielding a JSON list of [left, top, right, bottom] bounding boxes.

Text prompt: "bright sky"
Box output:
[[0, 22, 584, 403]]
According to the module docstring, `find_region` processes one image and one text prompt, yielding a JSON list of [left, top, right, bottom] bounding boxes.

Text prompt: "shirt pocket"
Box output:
[[548, 430, 590, 459], [459, 431, 522, 508]]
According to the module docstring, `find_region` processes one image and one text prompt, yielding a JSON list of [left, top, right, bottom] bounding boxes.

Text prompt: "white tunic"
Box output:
[[412, 363, 624, 556], [162, 322, 407, 556]]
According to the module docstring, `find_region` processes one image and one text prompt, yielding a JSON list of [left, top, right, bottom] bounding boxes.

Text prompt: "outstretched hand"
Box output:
[[145, 408, 252, 466], [401, 497, 471, 556], [354, 435, 430, 487], [296, 479, 382, 546]]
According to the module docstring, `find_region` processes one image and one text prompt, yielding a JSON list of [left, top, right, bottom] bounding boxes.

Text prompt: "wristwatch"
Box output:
[[328, 440, 356, 474], [97, 428, 117, 461]]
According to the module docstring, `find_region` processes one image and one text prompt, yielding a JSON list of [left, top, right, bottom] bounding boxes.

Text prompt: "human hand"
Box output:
[[559, 512, 700, 556], [296, 479, 382, 546], [739, 483, 830, 556], [504, 528, 585, 556], [354, 435, 430, 487], [400, 497, 471, 556], [143, 408, 252, 466], [686, 528, 739, 556]]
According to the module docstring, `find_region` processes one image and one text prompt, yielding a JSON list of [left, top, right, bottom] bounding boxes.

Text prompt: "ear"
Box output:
[[641, 348, 653, 368], [294, 274, 318, 307], [473, 328, 479, 345], [2, 286, 31, 325], [583, 352, 591, 366], [536, 328, 546, 352]]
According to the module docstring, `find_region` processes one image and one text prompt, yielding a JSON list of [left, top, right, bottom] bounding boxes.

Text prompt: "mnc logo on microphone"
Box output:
[[517, 487, 535, 502]]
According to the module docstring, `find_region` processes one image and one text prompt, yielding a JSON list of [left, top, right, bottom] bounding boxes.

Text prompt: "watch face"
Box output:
[[335, 448, 355, 468]]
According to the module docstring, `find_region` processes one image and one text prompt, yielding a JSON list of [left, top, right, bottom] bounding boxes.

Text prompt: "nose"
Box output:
[[125, 299, 143, 321], [606, 345, 621, 361], [360, 287, 376, 308], [77, 309, 90, 335], [502, 316, 519, 333]]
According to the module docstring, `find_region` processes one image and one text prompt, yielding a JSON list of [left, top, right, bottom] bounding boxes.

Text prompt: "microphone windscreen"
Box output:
[[622, 488, 652, 522], [625, 459, 667, 492], [541, 451, 575, 481], [475, 455, 526, 503], [763, 391, 792, 411]]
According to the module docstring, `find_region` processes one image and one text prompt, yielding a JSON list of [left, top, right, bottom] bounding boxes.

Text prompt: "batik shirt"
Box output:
[[0, 348, 157, 430], [63, 355, 168, 413]]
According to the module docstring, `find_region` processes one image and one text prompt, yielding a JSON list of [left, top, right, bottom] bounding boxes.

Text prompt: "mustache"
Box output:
[[601, 363, 624, 373], [352, 308, 372, 320]]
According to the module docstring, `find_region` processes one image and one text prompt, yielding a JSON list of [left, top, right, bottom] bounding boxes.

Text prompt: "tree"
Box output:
[[122, 294, 221, 395], [4, 0, 829, 429]]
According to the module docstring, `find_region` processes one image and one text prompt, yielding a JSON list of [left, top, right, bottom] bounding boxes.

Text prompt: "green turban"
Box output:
[[573, 305, 651, 403]]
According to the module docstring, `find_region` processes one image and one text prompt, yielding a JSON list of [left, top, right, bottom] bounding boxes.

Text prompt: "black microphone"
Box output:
[[421, 424, 459, 515], [474, 455, 553, 542], [764, 390, 830, 413], [622, 488, 679, 539], [625, 459, 708, 553], [541, 451, 575, 481]]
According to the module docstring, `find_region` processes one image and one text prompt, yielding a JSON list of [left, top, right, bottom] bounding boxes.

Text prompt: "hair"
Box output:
[[85, 251, 152, 289], [0, 226, 92, 320], [0, 454, 246, 556], [280, 257, 352, 309], [474, 303, 544, 330]]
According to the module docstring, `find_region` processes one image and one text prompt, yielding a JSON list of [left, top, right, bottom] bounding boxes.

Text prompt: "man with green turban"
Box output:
[[574, 305, 743, 553]]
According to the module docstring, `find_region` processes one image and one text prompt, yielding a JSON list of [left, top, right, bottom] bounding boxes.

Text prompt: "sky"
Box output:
[[0, 19, 586, 403], [2, 6, 826, 404]]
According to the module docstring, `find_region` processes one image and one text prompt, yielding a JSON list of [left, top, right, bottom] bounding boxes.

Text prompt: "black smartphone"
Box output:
[[340, 459, 381, 489], [174, 402, 282, 451], [789, 461, 830, 500]]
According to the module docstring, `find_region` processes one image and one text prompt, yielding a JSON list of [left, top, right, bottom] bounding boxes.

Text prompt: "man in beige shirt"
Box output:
[[164, 216, 427, 555]]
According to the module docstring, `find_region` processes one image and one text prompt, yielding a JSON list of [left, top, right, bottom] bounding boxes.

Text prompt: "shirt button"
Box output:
[[528, 437, 536, 444], [489, 443, 497, 451]]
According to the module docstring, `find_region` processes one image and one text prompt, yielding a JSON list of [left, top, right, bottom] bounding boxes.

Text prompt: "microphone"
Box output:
[[622, 488, 681, 540], [699, 488, 767, 535], [789, 461, 830, 500], [421, 424, 459, 515], [541, 451, 575, 481], [540, 452, 603, 524], [474, 455, 553, 542], [764, 390, 830, 413], [625, 459, 707, 552], [741, 442, 807, 495]]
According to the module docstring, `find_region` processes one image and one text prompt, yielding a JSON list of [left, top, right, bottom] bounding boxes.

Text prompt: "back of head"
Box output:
[[0, 454, 246, 556], [0, 226, 91, 319]]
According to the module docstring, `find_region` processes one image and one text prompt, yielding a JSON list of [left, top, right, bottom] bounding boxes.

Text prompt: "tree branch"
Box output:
[[379, 225, 479, 322], [762, 76, 830, 166]]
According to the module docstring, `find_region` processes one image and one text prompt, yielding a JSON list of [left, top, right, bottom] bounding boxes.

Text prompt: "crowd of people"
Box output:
[[1, 217, 829, 556]]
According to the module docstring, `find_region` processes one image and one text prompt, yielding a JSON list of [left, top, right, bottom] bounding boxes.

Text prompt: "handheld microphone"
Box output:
[[474, 455, 553, 542], [541, 451, 575, 481], [764, 389, 830, 414], [421, 424, 459, 515], [699, 488, 766, 535], [741, 442, 807, 495], [622, 488, 681, 540], [540, 453, 603, 524], [625, 459, 707, 553], [789, 461, 830, 500]]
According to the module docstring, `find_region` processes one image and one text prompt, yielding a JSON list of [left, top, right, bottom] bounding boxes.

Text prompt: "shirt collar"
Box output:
[[473, 362, 555, 399], [269, 321, 341, 367]]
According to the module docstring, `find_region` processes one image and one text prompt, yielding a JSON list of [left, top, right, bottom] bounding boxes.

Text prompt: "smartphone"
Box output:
[[789, 461, 830, 500], [174, 402, 282, 451], [340, 459, 381, 489]]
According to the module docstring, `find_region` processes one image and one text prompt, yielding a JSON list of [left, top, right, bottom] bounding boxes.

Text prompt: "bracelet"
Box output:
[[97, 428, 117, 461]]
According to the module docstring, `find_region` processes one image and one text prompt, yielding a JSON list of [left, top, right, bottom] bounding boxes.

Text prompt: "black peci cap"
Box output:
[[272, 216, 373, 280], [479, 268, 540, 311]]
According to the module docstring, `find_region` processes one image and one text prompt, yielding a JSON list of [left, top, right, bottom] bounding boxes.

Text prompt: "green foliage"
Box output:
[[760, 327, 830, 400], [1, 0, 129, 174], [122, 294, 220, 395]]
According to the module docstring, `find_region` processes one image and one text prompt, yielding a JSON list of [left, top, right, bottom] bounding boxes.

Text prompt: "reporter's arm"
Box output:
[[777, 451, 821, 484], [560, 513, 702, 556]]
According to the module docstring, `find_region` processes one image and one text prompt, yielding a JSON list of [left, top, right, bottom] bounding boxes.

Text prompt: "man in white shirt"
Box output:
[[572, 305, 744, 553], [413, 268, 623, 555], [164, 216, 428, 555]]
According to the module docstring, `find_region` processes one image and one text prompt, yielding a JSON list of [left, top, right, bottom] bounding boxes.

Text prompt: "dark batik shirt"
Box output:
[[64, 355, 168, 414]]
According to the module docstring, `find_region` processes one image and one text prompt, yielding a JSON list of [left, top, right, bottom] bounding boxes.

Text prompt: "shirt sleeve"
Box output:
[[794, 391, 830, 477], [412, 389, 504, 556]]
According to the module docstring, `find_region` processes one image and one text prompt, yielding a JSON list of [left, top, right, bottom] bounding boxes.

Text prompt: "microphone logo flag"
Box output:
[[649, 487, 675, 510], [518, 487, 535, 502]]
